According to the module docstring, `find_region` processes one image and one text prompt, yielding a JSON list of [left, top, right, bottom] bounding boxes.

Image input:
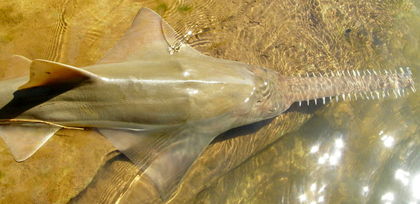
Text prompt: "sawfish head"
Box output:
[[239, 64, 292, 124], [93, 7, 293, 126]]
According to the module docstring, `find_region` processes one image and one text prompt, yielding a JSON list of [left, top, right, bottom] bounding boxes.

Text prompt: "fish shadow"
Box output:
[[213, 99, 329, 143], [0, 84, 78, 119]]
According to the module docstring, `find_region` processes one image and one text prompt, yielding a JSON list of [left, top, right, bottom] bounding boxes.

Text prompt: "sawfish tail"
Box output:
[[283, 67, 416, 105]]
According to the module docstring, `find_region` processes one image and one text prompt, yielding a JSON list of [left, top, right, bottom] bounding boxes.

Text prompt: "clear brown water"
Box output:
[[0, 0, 418, 203]]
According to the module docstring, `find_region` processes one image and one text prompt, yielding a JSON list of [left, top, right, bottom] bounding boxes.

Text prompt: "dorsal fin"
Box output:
[[99, 8, 200, 64], [19, 59, 96, 90]]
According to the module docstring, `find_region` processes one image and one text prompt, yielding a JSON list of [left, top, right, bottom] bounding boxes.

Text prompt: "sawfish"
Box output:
[[0, 8, 415, 199]]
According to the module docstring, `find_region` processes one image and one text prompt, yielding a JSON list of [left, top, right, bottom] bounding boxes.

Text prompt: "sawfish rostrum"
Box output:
[[0, 8, 415, 199]]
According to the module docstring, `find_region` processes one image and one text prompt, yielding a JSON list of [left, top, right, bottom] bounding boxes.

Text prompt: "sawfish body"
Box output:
[[11, 54, 268, 129], [0, 8, 415, 199]]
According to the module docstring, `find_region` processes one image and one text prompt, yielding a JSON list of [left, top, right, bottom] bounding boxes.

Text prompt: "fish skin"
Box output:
[[13, 55, 282, 130]]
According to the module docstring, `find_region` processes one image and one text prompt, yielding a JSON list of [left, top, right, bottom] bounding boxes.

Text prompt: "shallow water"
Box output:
[[0, 0, 419, 203]]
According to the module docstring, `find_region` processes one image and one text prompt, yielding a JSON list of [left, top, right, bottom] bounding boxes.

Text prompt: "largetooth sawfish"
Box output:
[[0, 8, 415, 199]]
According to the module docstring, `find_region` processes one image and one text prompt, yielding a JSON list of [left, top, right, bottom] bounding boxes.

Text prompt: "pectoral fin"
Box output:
[[0, 124, 60, 161], [98, 126, 220, 200], [99, 8, 201, 64], [19, 59, 96, 90]]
